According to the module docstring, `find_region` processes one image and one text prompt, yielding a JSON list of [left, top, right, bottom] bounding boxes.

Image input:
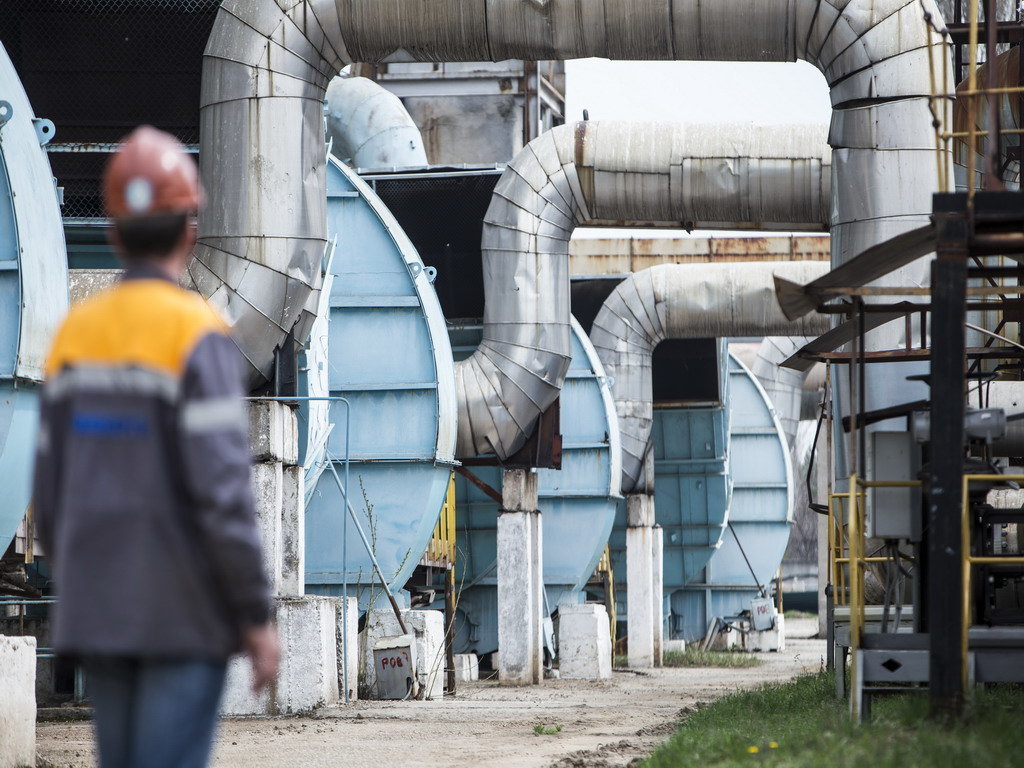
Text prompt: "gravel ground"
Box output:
[[37, 619, 825, 768]]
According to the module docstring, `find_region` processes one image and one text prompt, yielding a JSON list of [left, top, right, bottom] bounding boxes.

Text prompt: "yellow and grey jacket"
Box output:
[[33, 263, 270, 659]]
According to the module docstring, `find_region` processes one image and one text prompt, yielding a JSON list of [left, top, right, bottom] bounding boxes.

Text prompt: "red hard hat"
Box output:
[[103, 126, 203, 218]]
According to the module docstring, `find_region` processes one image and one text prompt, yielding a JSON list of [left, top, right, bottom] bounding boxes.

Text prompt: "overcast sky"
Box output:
[[564, 59, 832, 238], [565, 59, 832, 125]]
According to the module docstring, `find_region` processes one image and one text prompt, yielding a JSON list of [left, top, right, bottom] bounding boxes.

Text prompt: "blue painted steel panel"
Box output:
[[304, 157, 457, 604], [450, 320, 621, 656], [0, 146, 22, 378], [0, 43, 67, 549], [670, 352, 793, 641], [0, 386, 38, 546], [609, 340, 731, 606]]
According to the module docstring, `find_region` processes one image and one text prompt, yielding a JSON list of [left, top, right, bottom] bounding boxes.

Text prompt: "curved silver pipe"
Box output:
[[325, 76, 427, 170], [591, 262, 830, 494], [752, 337, 818, 449], [459, 120, 830, 457], [198, 0, 949, 397]]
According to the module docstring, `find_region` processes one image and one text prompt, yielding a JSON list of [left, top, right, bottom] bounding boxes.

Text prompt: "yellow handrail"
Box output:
[[960, 474, 1024, 693]]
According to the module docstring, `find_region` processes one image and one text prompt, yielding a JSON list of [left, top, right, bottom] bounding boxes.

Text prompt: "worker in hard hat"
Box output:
[[32, 126, 278, 768]]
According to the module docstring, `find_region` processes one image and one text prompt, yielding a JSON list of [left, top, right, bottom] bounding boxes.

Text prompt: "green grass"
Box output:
[[782, 610, 816, 618], [642, 672, 1024, 768], [533, 724, 563, 736], [662, 649, 762, 669]]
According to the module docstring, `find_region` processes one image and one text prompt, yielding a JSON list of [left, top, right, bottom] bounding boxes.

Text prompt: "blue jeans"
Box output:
[[83, 657, 227, 768]]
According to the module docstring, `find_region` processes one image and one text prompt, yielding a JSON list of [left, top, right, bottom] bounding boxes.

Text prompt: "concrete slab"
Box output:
[[247, 400, 290, 465], [280, 465, 304, 598], [626, 524, 655, 668], [250, 461, 284, 596], [497, 508, 543, 685], [557, 604, 612, 680], [747, 614, 786, 652], [0, 635, 36, 768], [334, 596, 359, 702], [454, 653, 479, 682], [222, 596, 339, 715], [362, 609, 445, 700]]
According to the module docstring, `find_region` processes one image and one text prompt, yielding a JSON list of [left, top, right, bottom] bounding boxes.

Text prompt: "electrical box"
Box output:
[[750, 597, 776, 631], [372, 635, 417, 700], [869, 431, 922, 541]]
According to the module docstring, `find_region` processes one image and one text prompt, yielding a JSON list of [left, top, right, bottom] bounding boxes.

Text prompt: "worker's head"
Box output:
[[103, 126, 202, 273]]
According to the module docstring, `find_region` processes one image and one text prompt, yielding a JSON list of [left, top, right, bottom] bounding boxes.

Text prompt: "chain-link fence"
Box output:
[[0, 1, 219, 218]]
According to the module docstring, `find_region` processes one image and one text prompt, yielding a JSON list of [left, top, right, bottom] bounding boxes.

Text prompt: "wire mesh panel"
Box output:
[[0, 1, 219, 219], [366, 171, 501, 320]]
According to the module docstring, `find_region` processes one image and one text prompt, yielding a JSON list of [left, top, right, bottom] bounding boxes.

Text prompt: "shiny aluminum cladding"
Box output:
[[590, 261, 831, 495], [196, 0, 951, 458]]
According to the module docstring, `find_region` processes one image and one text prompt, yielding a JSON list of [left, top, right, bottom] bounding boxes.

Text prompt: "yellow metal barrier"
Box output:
[[423, 473, 456, 568], [835, 476, 922, 716], [960, 474, 1024, 693]]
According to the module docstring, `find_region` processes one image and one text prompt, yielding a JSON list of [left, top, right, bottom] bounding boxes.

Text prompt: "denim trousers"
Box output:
[[83, 656, 228, 768]]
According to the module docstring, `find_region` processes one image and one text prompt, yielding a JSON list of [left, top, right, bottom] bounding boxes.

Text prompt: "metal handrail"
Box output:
[[959, 473, 1024, 694]]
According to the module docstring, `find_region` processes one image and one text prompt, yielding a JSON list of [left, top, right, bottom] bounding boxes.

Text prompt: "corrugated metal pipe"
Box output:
[[325, 76, 427, 170], [591, 261, 830, 494], [752, 337, 820, 448], [460, 120, 830, 458], [196, 0, 950, 395]]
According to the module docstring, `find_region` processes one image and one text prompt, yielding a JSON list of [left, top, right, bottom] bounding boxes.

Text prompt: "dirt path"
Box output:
[[37, 619, 824, 768]]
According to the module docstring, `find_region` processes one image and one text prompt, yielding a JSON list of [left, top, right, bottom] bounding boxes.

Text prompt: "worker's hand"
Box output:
[[242, 622, 280, 694]]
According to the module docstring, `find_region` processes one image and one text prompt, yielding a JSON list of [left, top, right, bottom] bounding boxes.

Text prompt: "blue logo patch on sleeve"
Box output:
[[72, 413, 150, 437]]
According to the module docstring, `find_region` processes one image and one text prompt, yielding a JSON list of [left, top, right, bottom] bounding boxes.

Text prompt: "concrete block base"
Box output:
[[557, 603, 612, 680], [664, 639, 686, 654], [362, 609, 445, 700], [222, 596, 339, 715], [747, 614, 786, 652], [454, 653, 479, 682], [0, 636, 35, 768]]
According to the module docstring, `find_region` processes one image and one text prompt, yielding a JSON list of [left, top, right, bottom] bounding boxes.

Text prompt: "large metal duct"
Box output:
[[591, 261, 830, 493], [460, 120, 830, 457], [197, 0, 950, 401], [752, 336, 818, 448], [324, 76, 428, 170]]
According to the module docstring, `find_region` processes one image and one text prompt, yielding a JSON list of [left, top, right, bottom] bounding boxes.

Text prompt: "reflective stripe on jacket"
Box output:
[[33, 264, 271, 659]]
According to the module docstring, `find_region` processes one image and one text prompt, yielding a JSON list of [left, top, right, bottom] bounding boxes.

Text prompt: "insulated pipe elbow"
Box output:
[[456, 120, 831, 458], [198, 0, 950, 417], [325, 76, 428, 170], [590, 261, 831, 494]]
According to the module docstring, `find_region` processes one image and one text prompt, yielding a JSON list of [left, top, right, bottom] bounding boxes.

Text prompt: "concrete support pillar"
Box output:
[[247, 400, 303, 597], [497, 469, 544, 685], [652, 525, 664, 667], [0, 636, 35, 768], [626, 493, 658, 668], [222, 402, 339, 714]]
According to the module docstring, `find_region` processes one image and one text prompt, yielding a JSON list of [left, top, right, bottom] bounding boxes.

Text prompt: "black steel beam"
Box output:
[[927, 193, 968, 719]]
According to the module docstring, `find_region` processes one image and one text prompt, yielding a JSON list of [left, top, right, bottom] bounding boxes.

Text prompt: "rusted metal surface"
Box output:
[[570, 234, 830, 276]]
